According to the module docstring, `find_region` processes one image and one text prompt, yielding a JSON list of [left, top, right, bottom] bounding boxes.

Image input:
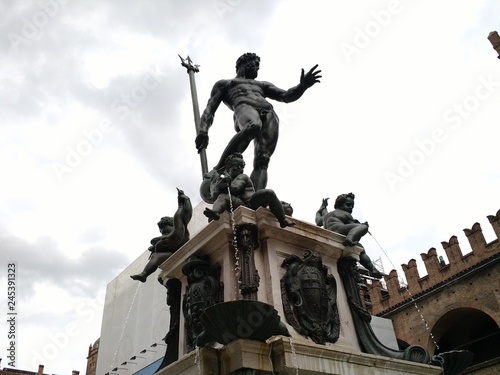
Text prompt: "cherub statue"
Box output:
[[316, 193, 383, 278], [131, 188, 192, 282], [203, 152, 294, 228]]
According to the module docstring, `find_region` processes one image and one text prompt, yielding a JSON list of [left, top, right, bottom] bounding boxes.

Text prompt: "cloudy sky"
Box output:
[[1, 0, 499, 373]]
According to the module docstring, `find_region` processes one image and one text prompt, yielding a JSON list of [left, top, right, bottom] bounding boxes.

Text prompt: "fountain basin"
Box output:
[[199, 300, 290, 345]]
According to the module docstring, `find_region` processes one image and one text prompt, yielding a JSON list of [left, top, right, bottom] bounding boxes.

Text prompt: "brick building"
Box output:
[[367, 209, 500, 373], [0, 365, 47, 375], [0, 365, 80, 375], [85, 339, 99, 375]]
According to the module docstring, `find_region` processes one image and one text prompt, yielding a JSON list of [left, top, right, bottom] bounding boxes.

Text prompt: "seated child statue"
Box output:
[[203, 152, 294, 228], [131, 188, 192, 282], [316, 193, 383, 278]]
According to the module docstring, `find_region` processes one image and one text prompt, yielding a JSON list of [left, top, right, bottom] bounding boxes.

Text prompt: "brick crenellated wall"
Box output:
[[368, 209, 500, 316], [364, 209, 500, 362]]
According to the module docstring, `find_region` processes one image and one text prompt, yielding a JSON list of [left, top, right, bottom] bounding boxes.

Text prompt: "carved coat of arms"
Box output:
[[281, 250, 340, 344]]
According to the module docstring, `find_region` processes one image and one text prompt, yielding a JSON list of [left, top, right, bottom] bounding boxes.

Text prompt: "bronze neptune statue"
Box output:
[[196, 52, 321, 194]]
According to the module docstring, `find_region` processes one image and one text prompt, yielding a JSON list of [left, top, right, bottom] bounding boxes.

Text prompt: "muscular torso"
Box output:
[[220, 78, 274, 112]]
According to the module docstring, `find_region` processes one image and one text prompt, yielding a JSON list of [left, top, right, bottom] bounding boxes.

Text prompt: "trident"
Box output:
[[179, 55, 208, 178]]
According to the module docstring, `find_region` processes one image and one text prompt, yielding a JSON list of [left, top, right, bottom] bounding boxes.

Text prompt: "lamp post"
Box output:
[[179, 54, 209, 177]]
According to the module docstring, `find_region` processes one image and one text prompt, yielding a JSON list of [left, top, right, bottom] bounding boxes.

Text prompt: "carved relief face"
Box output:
[[240, 228, 251, 240], [193, 267, 206, 279], [239, 228, 253, 245]]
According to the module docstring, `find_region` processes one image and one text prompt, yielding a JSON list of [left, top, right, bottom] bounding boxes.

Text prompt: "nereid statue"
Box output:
[[196, 52, 321, 193], [316, 193, 383, 279], [182, 255, 223, 352], [235, 224, 260, 299], [131, 189, 192, 282], [155, 278, 181, 370]]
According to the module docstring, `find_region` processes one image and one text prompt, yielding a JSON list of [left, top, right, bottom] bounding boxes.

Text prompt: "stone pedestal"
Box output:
[[155, 337, 440, 375], [157, 206, 441, 374]]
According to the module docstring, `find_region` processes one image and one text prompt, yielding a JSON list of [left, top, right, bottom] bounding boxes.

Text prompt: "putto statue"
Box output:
[[131, 189, 192, 282], [203, 152, 294, 228], [316, 193, 383, 279], [196, 52, 321, 193]]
